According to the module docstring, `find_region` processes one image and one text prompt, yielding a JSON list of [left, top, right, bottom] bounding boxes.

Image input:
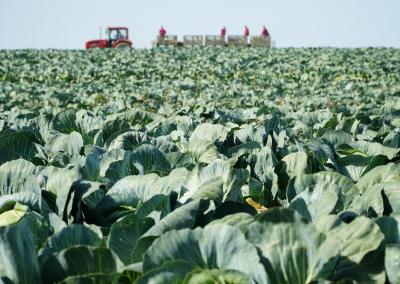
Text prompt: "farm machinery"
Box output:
[[85, 26, 271, 48], [85, 27, 132, 49]]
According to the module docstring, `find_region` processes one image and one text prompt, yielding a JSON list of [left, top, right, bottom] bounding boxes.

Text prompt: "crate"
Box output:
[[183, 35, 204, 47], [250, 36, 271, 47], [227, 35, 248, 47], [204, 35, 225, 47], [156, 35, 178, 46]]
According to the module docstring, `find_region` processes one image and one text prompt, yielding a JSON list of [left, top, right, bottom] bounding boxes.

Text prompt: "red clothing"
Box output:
[[261, 27, 269, 37], [159, 27, 166, 37], [244, 26, 250, 37], [220, 27, 226, 37]]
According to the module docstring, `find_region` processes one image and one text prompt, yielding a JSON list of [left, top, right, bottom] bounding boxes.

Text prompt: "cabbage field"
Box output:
[[1, 47, 400, 283]]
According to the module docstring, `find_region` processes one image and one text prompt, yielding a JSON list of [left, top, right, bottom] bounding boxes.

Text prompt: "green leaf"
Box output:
[[40, 165, 82, 218], [354, 163, 400, 194], [287, 172, 354, 219], [142, 200, 201, 238], [0, 129, 39, 165], [108, 214, 154, 265], [136, 260, 197, 284], [0, 159, 39, 196], [51, 109, 78, 134], [350, 141, 399, 160], [247, 208, 339, 284], [189, 123, 229, 143], [130, 144, 171, 176], [183, 269, 253, 284], [385, 244, 400, 284], [39, 224, 103, 264], [97, 174, 161, 215], [280, 151, 309, 178], [41, 246, 123, 284], [178, 140, 219, 165], [143, 224, 268, 284], [327, 216, 384, 263], [45, 131, 84, 156], [107, 131, 151, 151], [0, 217, 41, 284]]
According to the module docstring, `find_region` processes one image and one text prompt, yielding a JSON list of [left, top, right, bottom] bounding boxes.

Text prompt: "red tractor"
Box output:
[[85, 27, 132, 49]]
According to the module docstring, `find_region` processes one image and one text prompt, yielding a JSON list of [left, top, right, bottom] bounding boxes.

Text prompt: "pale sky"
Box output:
[[0, 0, 399, 49]]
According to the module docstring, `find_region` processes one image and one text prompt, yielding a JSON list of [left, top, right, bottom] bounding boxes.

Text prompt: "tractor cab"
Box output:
[[107, 27, 128, 44], [85, 27, 132, 49]]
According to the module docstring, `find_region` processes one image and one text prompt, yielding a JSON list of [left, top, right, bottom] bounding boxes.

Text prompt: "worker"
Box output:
[[261, 26, 270, 37], [220, 26, 226, 37], [159, 26, 167, 38], [244, 26, 250, 37]]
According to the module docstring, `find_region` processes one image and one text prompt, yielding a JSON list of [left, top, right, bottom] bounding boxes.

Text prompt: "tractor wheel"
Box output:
[[114, 42, 131, 48]]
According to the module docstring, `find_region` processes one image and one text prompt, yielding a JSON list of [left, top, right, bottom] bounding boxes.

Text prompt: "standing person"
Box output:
[[261, 25, 270, 37], [159, 26, 167, 38], [220, 26, 226, 37], [244, 25, 250, 37]]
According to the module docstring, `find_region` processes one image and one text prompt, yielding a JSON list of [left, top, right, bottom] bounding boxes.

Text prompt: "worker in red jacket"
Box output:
[[159, 26, 167, 38], [244, 26, 250, 37], [261, 26, 270, 37], [220, 26, 226, 37]]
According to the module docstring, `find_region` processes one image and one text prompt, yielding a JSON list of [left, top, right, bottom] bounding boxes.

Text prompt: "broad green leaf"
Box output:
[[178, 140, 219, 164], [40, 165, 82, 218], [0, 218, 41, 284], [143, 224, 268, 284], [385, 244, 400, 284], [107, 131, 151, 151], [108, 214, 154, 265], [326, 216, 384, 263], [39, 224, 103, 263], [354, 163, 400, 194], [130, 144, 171, 176], [135, 260, 197, 284], [142, 200, 201, 238], [247, 208, 338, 284], [189, 123, 229, 143], [0, 159, 39, 195], [0, 129, 38, 165], [51, 109, 78, 134], [287, 172, 354, 218], [41, 246, 123, 284], [183, 269, 253, 284]]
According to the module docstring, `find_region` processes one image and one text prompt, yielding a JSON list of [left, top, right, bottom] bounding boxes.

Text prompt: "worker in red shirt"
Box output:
[[261, 26, 270, 37], [220, 26, 226, 37], [244, 26, 250, 37], [159, 26, 167, 38]]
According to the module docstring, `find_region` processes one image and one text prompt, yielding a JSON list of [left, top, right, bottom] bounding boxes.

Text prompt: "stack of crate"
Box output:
[[183, 36, 204, 47], [156, 35, 178, 46], [250, 36, 271, 47], [204, 35, 226, 47], [227, 36, 248, 47]]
